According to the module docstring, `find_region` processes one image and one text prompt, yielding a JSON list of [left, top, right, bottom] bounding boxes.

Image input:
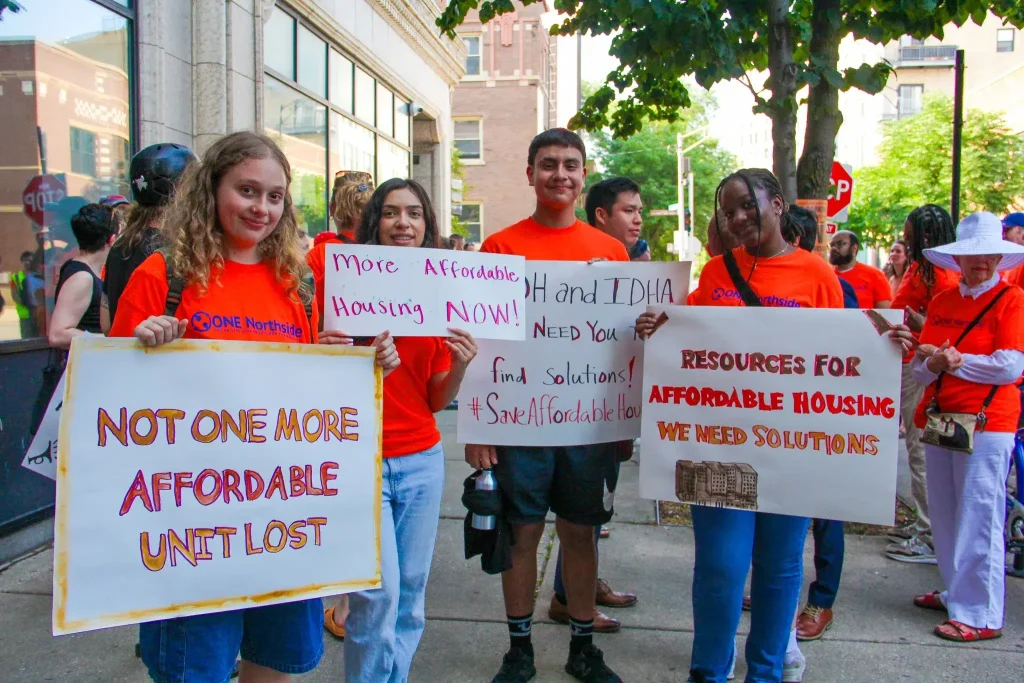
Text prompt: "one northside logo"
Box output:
[[711, 288, 801, 308], [190, 311, 303, 340]]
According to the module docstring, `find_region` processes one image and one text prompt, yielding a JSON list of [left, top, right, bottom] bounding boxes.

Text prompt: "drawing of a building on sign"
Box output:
[[675, 460, 758, 510]]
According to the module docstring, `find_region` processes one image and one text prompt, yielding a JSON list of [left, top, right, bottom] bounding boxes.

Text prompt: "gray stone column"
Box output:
[[192, 0, 229, 153]]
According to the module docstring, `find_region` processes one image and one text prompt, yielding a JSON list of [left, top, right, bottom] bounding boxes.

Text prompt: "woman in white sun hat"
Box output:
[[892, 211, 1024, 642]]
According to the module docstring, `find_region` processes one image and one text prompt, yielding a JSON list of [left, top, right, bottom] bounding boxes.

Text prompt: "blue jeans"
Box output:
[[690, 506, 809, 683], [344, 442, 445, 683], [553, 525, 601, 600], [808, 519, 844, 609]]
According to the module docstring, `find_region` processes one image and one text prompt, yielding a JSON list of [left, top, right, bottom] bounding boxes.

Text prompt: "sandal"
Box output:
[[324, 606, 346, 640], [913, 591, 947, 612], [934, 620, 1002, 642]]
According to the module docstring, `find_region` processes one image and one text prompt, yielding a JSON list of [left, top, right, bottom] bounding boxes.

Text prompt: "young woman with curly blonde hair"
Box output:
[[109, 131, 398, 683]]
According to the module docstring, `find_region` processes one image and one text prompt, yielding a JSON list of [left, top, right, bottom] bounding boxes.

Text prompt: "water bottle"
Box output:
[[471, 469, 497, 531]]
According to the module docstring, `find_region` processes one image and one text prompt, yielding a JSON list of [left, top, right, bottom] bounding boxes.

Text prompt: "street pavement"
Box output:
[[2, 411, 1023, 682]]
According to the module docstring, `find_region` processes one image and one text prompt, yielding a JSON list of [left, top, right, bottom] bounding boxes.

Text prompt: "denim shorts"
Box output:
[[139, 598, 324, 683], [493, 443, 620, 526]]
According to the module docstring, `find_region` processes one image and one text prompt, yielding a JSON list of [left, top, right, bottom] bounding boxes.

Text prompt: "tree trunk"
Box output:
[[796, 0, 843, 200], [766, 0, 798, 203]]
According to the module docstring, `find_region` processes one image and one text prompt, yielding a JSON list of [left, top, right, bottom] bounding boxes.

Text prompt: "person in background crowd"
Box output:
[[884, 240, 909, 296], [307, 172, 375, 321], [449, 233, 466, 251], [109, 131, 398, 683], [829, 230, 892, 309], [325, 178, 476, 683], [636, 169, 845, 683], [10, 250, 38, 338], [48, 204, 116, 349], [886, 205, 959, 564], [100, 195, 131, 234], [465, 241, 477, 252], [103, 143, 197, 330], [543, 177, 642, 636], [893, 211, 1024, 643], [1000, 213, 1024, 286], [470, 128, 628, 683]]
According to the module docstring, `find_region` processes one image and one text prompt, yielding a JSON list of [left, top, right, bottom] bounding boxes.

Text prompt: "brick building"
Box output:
[[452, 1, 557, 244]]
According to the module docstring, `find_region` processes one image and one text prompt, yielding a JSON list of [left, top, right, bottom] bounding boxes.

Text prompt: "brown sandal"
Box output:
[[934, 620, 1002, 642], [913, 591, 946, 612], [324, 606, 346, 640]]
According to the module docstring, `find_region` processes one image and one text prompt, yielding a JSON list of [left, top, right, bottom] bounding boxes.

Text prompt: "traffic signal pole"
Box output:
[[951, 49, 965, 223]]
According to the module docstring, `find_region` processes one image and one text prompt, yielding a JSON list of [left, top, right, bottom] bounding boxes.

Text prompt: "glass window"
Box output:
[[454, 119, 482, 160], [461, 204, 482, 242], [297, 25, 326, 96], [264, 77, 328, 236], [998, 28, 1015, 53], [329, 112, 375, 184], [329, 49, 353, 112], [376, 86, 394, 137], [463, 35, 481, 75], [0, 0, 134, 340], [354, 67, 375, 125], [394, 100, 410, 146], [264, 8, 295, 79], [377, 138, 410, 184], [897, 84, 923, 118]]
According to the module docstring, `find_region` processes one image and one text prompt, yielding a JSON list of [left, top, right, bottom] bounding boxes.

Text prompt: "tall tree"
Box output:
[[584, 98, 735, 262], [438, 1, 1024, 202], [846, 95, 1024, 246]]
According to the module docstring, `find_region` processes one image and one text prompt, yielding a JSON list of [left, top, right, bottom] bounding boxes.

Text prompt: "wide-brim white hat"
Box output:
[[923, 211, 1024, 272]]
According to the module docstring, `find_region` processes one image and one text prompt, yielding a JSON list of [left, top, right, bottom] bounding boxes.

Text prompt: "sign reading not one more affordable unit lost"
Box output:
[[52, 337, 383, 635], [638, 306, 903, 525]]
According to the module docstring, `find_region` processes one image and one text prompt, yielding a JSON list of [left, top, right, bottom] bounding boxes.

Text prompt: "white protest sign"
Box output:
[[457, 261, 691, 446], [53, 336, 382, 635], [324, 244, 526, 339], [638, 307, 903, 525], [21, 368, 66, 481]]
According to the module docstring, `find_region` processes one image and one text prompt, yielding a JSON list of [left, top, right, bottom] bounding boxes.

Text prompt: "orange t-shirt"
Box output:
[[480, 217, 630, 262], [380, 337, 452, 457], [686, 289, 700, 306], [835, 262, 892, 309], [913, 283, 1024, 433], [109, 252, 318, 343], [306, 233, 348, 321], [692, 248, 844, 309], [890, 261, 960, 364], [1002, 263, 1024, 287]]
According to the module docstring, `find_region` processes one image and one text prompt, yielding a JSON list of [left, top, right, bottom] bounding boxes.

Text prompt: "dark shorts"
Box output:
[[493, 443, 620, 526], [139, 598, 323, 683]]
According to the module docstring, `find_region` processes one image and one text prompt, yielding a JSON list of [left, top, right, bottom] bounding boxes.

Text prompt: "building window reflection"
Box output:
[[0, 0, 135, 341]]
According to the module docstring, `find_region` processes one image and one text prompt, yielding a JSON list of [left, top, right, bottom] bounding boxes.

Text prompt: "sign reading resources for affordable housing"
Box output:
[[458, 261, 691, 446], [52, 337, 383, 636], [638, 307, 903, 525], [324, 244, 526, 339]]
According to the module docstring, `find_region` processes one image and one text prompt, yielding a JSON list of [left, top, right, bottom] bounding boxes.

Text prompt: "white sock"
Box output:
[[786, 628, 801, 658]]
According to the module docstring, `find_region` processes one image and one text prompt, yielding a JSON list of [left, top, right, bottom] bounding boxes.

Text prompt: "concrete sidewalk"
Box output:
[[2, 412, 1023, 682]]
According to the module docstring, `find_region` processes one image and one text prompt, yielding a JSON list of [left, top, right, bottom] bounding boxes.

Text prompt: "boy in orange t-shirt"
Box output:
[[471, 129, 626, 683], [829, 230, 892, 309]]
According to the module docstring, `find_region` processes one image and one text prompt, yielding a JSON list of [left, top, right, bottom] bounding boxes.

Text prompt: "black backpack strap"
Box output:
[[723, 250, 763, 307], [161, 249, 186, 318]]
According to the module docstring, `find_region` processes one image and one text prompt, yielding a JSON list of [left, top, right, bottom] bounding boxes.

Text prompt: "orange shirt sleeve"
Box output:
[[871, 268, 892, 304], [686, 289, 699, 305], [817, 266, 845, 310], [432, 338, 452, 375], [307, 243, 327, 323], [108, 253, 170, 338], [890, 263, 918, 311]]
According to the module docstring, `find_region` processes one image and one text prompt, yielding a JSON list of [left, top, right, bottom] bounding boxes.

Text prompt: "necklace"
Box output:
[[762, 245, 790, 259]]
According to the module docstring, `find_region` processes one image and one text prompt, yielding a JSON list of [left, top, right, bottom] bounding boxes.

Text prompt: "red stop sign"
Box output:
[[22, 174, 67, 227], [827, 162, 853, 219]]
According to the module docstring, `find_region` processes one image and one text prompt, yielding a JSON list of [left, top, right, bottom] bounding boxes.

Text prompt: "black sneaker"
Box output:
[[565, 644, 622, 683], [491, 648, 536, 683]]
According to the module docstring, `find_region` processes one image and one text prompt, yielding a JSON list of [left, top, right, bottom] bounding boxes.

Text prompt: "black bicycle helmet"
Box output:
[[128, 143, 197, 207]]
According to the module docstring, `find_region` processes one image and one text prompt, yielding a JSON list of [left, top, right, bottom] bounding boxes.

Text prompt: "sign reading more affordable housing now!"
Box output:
[[52, 337, 383, 635], [324, 244, 527, 339], [457, 261, 691, 447], [638, 306, 903, 525]]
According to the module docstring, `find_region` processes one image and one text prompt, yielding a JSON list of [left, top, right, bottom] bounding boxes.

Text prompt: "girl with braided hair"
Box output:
[[885, 205, 959, 564], [637, 169, 857, 682]]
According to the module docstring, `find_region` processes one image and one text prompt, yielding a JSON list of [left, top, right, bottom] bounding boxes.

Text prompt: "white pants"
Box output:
[[901, 363, 930, 543], [926, 431, 1013, 630]]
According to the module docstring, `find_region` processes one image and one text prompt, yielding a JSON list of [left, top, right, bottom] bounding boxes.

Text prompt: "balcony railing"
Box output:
[[897, 45, 957, 64]]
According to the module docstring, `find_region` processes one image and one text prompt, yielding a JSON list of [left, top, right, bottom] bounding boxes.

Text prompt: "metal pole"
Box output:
[[677, 133, 685, 259], [951, 49, 965, 223], [576, 33, 582, 111], [688, 168, 695, 242], [36, 126, 47, 174]]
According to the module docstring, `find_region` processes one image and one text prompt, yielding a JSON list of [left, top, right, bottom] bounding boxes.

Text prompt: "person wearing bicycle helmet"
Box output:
[[102, 143, 197, 329], [893, 212, 1024, 643]]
